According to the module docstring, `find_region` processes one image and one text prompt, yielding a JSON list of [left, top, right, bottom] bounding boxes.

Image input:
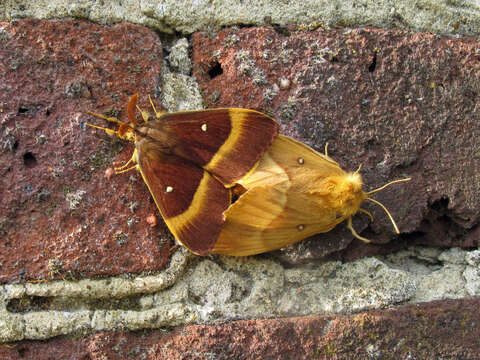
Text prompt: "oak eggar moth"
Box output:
[[212, 135, 411, 256], [87, 94, 278, 255]]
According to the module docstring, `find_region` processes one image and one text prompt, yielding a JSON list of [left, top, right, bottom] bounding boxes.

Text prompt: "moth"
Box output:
[[212, 135, 411, 256], [87, 94, 278, 255]]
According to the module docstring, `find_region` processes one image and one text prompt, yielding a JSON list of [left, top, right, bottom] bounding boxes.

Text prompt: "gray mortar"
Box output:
[[159, 39, 205, 112], [1, 246, 479, 342], [2, 0, 480, 35], [166, 38, 192, 75], [161, 72, 205, 112]]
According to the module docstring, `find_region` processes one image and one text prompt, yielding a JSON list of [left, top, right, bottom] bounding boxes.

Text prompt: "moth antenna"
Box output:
[[87, 110, 135, 140], [136, 104, 150, 123], [358, 208, 374, 222], [324, 142, 329, 156], [148, 95, 167, 118], [347, 217, 371, 243], [367, 177, 412, 195], [87, 111, 124, 126], [366, 197, 400, 234], [354, 164, 362, 174], [85, 122, 117, 137], [127, 93, 139, 126]]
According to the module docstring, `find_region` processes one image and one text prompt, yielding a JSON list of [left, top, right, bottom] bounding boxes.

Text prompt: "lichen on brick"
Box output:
[[65, 189, 86, 210]]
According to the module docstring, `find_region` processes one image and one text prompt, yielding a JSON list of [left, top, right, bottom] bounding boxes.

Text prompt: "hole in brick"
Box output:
[[208, 61, 223, 79], [23, 152, 37, 167], [431, 197, 449, 211], [368, 52, 377, 72], [17, 347, 27, 357], [272, 24, 291, 37]]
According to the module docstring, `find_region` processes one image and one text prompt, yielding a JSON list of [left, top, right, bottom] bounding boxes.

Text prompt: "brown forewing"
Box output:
[[169, 173, 231, 255], [136, 140, 230, 255], [145, 108, 278, 185]]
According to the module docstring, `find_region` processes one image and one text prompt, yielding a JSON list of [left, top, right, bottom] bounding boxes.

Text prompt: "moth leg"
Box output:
[[114, 157, 134, 172], [347, 217, 371, 243], [115, 165, 138, 175], [149, 95, 167, 118], [114, 149, 138, 174]]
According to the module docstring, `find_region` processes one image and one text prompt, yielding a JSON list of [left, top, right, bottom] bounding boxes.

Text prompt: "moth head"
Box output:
[[345, 171, 412, 243], [86, 93, 140, 142], [339, 171, 366, 205], [322, 170, 367, 216]]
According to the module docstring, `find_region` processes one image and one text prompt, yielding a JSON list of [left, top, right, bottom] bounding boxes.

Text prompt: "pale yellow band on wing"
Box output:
[[238, 151, 289, 189], [203, 109, 246, 184], [165, 172, 212, 246], [137, 164, 210, 249]]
